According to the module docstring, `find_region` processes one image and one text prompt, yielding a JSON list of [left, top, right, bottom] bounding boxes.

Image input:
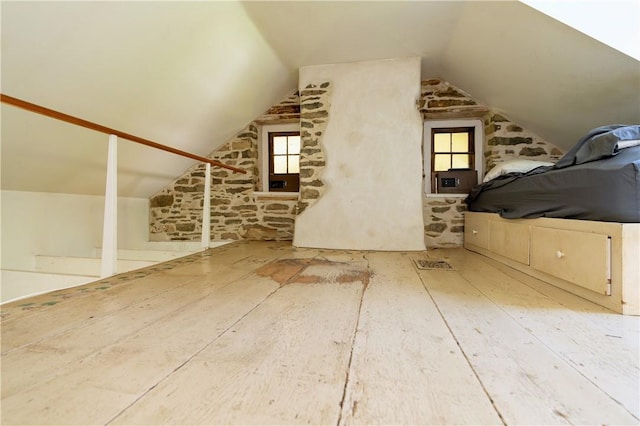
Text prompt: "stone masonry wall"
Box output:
[[424, 197, 467, 248], [419, 78, 487, 118], [298, 82, 330, 214], [421, 78, 564, 173], [149, 92, 302, 242], [420, 78, 564, 247], [484, 111, 564, 172], [149, 77, 565, 247], [258, 91, 300, 124]]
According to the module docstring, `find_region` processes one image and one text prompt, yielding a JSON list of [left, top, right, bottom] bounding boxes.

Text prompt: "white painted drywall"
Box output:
[[0, 190, 149, 271], [294, 57, 426, 251]]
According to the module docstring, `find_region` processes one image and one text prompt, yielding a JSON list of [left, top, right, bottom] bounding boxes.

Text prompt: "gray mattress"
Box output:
[[466, 125, 640, 223]]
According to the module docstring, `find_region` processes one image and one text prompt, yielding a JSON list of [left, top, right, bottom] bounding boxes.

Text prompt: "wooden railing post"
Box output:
[[201, 163, 211, 249], [100, 134, 118, 278]]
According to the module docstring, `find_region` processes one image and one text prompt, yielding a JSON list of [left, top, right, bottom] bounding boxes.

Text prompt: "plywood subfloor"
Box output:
[[1, 241, 638, 425]]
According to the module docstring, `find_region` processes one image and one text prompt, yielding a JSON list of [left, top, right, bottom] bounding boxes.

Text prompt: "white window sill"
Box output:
[[253, 191, 299, 198], [425, 193, 468, 198]]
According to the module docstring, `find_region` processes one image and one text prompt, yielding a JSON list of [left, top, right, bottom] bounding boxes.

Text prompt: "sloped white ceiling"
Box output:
[[440, 1, 640, 147], [1, 1, 294, 197], [241, 1, 466, 76], [2, 1, 638, 198]]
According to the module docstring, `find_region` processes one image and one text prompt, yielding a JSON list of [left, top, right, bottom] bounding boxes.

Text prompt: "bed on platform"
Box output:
[[463, 125, 640, 315], [466, 125, 640, 222]]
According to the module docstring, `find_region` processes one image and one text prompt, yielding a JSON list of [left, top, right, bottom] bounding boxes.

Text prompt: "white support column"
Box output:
[[101, 134, 118, 278], [201, 162, 211, 249]]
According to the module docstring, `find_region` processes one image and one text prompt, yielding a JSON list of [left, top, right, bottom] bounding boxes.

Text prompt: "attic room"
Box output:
[[1, 1, 639, 424]]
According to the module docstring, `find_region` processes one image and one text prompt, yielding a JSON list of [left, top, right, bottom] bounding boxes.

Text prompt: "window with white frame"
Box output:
[[432, 127, 475, 172], [259, 123, 301, 193], [423, 119, 484, 194]]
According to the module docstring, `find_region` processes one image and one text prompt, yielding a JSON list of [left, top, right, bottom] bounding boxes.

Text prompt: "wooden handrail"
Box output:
[[1, 93, 247, 174]]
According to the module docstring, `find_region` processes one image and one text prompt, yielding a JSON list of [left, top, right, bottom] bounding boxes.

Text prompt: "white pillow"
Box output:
[[483, 159, 554, 183]]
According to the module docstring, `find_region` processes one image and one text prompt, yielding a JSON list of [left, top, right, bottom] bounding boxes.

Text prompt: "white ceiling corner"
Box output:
[[1, 1, 638, 198]]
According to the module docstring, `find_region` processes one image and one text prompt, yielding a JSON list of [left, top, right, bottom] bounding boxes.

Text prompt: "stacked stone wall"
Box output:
[[484, 111, 563, 172], [149, 90, 303, 242], [148, 77, 565, 247], [298, 82, 330, 214], [421, 78, 564, 174], [424, 197, 467, 247], [258, 91, 300, 123], [419, 79, 484, 116], [420, 78, 564, 247]]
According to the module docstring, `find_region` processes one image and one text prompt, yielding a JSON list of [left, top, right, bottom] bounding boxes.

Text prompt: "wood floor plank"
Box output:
[[439, 248, 640, 419], [339, 252, 502, 425], [417, 256, 638, 425], [3, 242, 638, 425], [1, 264, 262, 398], [1, 241, 284, 353], [479, 251, 640, 337], [110, 281, 365, 425], [0, 275, 280, 425], [1, 273, 198, 352]]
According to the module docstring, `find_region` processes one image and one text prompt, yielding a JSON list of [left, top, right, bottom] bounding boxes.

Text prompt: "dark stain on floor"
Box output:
[[256, 258, 371, 287]]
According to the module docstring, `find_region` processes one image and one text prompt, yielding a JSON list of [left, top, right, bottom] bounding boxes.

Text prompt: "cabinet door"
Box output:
[[489, 221, 530, 265], [531, 227, 611, 295], [464, 213, 489, 249]]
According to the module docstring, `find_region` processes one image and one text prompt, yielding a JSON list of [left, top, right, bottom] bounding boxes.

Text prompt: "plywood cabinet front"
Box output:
[[489, 221, 530, 265], [464, 214, 490, 249], [463, 212, 639, 315], [530, 227, 611, 295]]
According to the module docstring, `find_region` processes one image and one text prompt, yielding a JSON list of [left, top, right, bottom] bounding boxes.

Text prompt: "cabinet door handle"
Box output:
[[472, 230, 478, 235], [556, 250, 565, 259]]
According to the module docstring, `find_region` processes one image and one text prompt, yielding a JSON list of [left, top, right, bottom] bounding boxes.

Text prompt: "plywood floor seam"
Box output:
[[1, 241, 638, 425]]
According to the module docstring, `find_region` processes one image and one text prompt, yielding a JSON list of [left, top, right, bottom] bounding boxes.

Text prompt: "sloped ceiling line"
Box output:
[[2, 1, 637, 197]]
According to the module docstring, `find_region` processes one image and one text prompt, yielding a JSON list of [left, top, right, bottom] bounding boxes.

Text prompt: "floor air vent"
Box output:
[[412, 259, 455, 271]]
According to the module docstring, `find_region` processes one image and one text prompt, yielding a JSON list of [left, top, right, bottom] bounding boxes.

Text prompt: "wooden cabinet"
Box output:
[[530, 227, 610, 296], [463, 212, 640, 315], [464, 214, 489, 249], [489, 221, 530, 265]]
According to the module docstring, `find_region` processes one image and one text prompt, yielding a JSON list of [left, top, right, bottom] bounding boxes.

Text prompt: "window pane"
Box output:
[[274, 155, 287, 173], [434, 154, 451, 171], [288, 155, 300, 173], [273, 137, 288, 155], [434, 133, 451, 153], [452, 154, 470, 169], [288, 136, 301, 155], [451, 133, 470, 152]]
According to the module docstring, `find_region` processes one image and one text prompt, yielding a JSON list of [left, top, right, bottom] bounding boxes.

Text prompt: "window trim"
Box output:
[[423, 119, 484, 195], [268, 131, 300, 192], [431, 127, 475, 173], [259, 123, 301, 193]]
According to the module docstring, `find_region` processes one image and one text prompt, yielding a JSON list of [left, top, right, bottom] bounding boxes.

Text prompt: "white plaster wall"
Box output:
[[294, 57, 426, 251], [0, 190, 149, 271]]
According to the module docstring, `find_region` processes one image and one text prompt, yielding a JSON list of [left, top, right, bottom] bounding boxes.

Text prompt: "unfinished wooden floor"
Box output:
[[1, 241, 638, 425]]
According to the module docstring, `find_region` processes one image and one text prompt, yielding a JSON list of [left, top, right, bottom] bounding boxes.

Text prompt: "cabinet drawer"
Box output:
[[531, 227, 611, 295], [489, 221, 530, 265], [464, 214, 489, 249]]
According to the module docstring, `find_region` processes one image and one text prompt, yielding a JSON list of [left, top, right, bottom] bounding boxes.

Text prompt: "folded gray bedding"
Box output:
[[466, 125, 640, 223]]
